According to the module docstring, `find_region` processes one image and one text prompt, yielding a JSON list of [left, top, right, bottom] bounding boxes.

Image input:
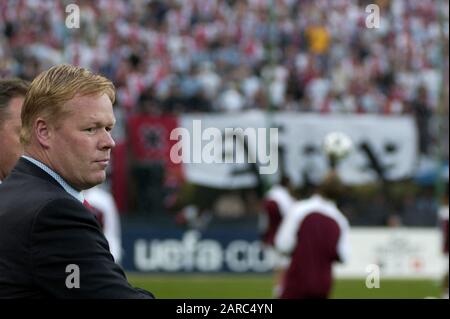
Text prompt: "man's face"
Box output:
[[0, 97, 24, 180], [47, 94, 116, 190]]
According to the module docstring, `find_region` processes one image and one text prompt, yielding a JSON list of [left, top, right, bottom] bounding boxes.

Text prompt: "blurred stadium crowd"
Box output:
[[0, 0, 448, 226], [1, 1, 448, 113]]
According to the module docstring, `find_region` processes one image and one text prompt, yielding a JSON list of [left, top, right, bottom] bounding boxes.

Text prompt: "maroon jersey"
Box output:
[[281, 213, 341, 298], [275, 195, 350, 299]]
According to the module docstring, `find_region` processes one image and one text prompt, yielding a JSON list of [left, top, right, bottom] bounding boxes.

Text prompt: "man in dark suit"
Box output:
[[0, 65, 154, 298]]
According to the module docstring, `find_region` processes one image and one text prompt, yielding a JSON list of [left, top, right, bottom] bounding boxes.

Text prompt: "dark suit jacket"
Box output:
[[0, 158, 154, 299]]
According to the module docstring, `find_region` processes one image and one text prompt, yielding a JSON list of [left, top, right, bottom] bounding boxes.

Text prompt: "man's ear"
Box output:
[[35, 118, 52, 148]]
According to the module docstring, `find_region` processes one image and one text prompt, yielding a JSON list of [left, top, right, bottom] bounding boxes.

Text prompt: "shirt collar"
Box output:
[[22, 155, 84, 203]]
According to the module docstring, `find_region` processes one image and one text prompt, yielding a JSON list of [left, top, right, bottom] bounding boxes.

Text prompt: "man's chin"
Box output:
[[83, 174, 106, 190]]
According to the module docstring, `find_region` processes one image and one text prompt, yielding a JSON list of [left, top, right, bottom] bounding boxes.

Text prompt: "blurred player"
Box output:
[[84, 185, 123, 264], [275, 172, 350, 299], [261, 175, 295, 297], [0, 78, 29, 182]]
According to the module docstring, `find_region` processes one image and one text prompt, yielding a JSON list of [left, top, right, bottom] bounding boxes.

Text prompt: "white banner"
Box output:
[[179, 112, 418, 188], [129, 228, 447, 278], [334, 228, 447, 279], [180, 111, 268, 189]]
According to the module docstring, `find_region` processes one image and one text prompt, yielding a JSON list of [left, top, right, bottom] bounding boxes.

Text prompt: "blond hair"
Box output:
[[20, 64, 115, 145]]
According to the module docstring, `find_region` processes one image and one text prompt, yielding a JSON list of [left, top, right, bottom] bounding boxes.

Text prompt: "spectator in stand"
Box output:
[[409, 86, 432, 155]]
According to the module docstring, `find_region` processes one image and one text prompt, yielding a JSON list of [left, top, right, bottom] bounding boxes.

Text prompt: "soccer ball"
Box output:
[[323, 131, 353, 160]]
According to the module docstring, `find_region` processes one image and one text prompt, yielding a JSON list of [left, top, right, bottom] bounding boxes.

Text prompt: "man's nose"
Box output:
[[100, 130, 116, 150]]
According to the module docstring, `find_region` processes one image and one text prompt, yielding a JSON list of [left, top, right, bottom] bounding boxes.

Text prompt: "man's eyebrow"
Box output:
[[89, 120, 116, 127]]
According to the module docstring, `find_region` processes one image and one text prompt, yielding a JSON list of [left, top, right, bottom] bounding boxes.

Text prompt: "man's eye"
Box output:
[[85, 128, 97, 133]]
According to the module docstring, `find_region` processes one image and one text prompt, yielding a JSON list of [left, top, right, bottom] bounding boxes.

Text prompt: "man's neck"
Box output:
[[21, 154, 84, 202], [24, 149, 52, 171]]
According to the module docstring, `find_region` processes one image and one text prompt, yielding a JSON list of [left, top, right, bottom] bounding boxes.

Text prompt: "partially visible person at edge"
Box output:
[[0, 65, 154, 298], [0, 78, 29, 183]]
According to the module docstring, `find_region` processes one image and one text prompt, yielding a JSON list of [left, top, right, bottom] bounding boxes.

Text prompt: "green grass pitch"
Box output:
[[127, 273, 443, 299]]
